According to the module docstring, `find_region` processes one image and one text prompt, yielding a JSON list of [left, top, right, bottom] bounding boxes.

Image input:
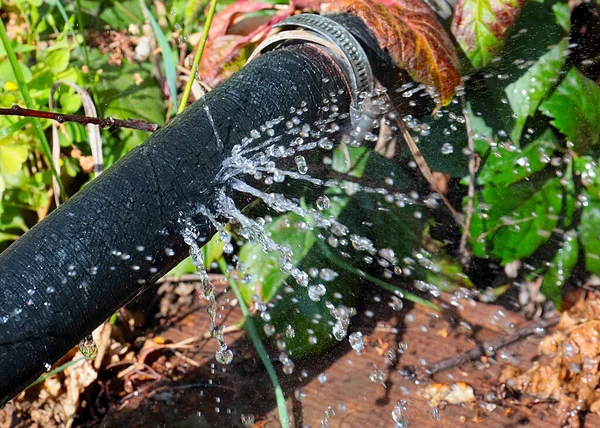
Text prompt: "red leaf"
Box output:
[[321, 0, 462, 106], [200, 1, 293, 87], [208, 0, 275, 38], [201, 0, 462, 105]]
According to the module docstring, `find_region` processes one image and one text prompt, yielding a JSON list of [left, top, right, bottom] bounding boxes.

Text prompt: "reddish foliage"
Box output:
[[320, 0, 461, 105], [201, 0, 461, 105]]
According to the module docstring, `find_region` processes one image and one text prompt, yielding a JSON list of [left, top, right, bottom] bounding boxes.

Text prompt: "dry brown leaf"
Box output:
[[499, 295, 600, 423], [421, 381, 475, 406]]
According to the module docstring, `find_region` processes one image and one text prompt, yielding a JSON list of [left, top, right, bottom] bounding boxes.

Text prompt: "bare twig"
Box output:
[[0, 105, 160, 132], [459, 96, 477, 266], [423, 314, 561, 377], [396, 118, 465, 228]]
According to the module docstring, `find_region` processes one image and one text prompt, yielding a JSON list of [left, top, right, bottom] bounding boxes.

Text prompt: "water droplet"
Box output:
[[392, 400, 409, 425], [316, 195, 330, 211], [295, 388, 307, 401], [429, 406, 440, 421], [216, 348, 233, 364], [241, 414, 255, 426], [440, 143, 454, 154], [295, 155, 308, 174], [264, 324, 276, 336], [369, 367, 387, 385], [286, 325, 295, 338], [308, 284, 327, 301], [349, 332, 364, 353]]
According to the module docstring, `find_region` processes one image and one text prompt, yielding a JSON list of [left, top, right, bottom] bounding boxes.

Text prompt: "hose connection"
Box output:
[[247, 13, 379, 135]]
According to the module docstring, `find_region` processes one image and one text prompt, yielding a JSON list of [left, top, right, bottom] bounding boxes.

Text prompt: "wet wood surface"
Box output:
[[100, 283, 600, 427]]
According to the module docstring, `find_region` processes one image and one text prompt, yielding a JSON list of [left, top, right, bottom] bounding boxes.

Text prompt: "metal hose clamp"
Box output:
[[247, 14, 374, 126]]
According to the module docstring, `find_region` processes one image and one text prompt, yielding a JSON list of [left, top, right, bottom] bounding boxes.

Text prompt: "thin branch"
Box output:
[[396, 117, 465, 228], [0, 105, 159, 132], [423, 314, 560, 378], [459, 96, 477, 266]]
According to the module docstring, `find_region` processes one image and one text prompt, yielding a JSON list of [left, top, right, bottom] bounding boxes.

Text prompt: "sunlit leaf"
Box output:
[[45, 49, 71, 73], [451, 0, 526, 69], [0, 143, 29, 176], [505, 38, 568, 144], [540, 67, 600, 154]]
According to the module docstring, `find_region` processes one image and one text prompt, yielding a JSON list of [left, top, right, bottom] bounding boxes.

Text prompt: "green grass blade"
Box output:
[[178, 0, 218, 113], [316, 239, 441, 311], [218, 258, 290, 428], [73, 0, 92, 71], [140, 0, 179, 112], [27, 357, 86, 389], [0, 19, 67, 202], [0, 117, 32, 138]]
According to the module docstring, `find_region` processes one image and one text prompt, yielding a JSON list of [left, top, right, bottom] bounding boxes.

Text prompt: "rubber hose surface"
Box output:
[[0, 44, 351, 406]]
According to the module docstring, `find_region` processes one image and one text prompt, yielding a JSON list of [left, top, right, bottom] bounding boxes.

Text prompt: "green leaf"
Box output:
[[579, 205, 600, 274], [59, 92, 83, 113], [472, 176, 564, 263], [0, 60, 32, 84], [45, 49, 70, 73], [98, 0, 143, 28], [183, 0, 204, 34], [331, 144, 369, 177], [202, 231, 225, 267], [477, 128, 557, 187], [95, 60, 165, 125], [505, 38, 568, 143], [166, 256, 197, 279], [140, 0, 178, 112], [238, 212, 316, 304], [426, 255, 475, 291], [540, 230, 578, 307], [0, 144, 29, 175], [552, 2, 571, 32], [451, 0, 526, 69], [540, 67, 600, 154]]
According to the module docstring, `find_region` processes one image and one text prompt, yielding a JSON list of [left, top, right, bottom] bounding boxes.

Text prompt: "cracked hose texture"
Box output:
[[0, 44, 351, 406]]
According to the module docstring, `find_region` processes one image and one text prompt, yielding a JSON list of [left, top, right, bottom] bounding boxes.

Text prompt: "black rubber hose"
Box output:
[[0, 43, 352, 406]]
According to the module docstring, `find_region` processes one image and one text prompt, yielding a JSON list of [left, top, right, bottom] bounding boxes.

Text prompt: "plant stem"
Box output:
[[218, 257, 290, 428], [458, 96, 476, 266], [178, 0, 218, 113], [0, 105, 159, 132], [0, 19, 67, 202]]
